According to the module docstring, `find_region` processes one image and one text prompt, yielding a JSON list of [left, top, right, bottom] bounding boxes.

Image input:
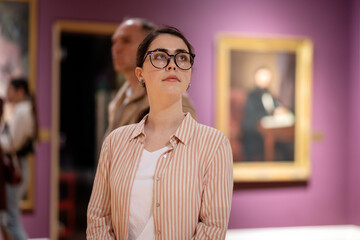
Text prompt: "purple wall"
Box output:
[[348, 0, 360, 225], [25, 0, 356, 237]]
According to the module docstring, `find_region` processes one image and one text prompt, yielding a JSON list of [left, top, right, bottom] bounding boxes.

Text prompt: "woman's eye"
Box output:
[[153, 53, 167, 60], [177, 54, 189, 62]]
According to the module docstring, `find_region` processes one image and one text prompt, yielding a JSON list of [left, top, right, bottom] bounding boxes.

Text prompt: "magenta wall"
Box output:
[[24, 0, 357, 237], [348, 0, 360, 226]]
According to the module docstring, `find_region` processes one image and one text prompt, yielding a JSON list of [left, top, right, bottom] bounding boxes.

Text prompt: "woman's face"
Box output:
[[137, 34, 192, 99]]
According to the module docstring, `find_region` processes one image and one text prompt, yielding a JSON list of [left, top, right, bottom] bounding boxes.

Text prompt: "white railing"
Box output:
[[226, 225, 360, 240]]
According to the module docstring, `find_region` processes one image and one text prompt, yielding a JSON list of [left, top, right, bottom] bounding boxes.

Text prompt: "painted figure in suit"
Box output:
[[242, 67, 292, 161]]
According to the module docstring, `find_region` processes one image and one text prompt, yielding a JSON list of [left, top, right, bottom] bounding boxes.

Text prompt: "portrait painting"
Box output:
[[0, 0, 36, 210], [216, 35, 313, 182]]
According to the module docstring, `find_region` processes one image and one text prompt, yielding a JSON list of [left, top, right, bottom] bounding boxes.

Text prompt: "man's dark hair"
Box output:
[[10, 77, 29, 96]]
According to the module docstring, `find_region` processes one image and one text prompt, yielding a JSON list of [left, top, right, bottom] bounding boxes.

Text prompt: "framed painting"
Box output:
[[216, 35, 313, 182], [0, 0, 37, 210]]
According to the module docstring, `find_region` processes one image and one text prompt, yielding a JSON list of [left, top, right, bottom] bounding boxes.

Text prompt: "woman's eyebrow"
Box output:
[[175, 49, 188, 53], [152, 48, 167, 52], [151, 48, 188, 53]]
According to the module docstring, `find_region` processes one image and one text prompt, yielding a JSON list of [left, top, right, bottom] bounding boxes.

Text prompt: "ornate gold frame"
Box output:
[[0, 0, 37, 210], [216, 35, 313, 182]]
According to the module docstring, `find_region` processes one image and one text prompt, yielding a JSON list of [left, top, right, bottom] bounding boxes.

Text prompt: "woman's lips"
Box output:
[[163, 75, 180, 82]]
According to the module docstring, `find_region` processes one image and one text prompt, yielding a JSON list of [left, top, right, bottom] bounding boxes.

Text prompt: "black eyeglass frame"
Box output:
[[143, 49, 196, 70]]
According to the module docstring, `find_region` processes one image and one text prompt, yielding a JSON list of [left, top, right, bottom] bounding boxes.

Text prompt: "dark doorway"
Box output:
[[59, 31, 120, 240]]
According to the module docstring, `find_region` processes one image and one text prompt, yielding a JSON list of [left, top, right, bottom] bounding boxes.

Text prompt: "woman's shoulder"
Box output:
[[101, 124, 139, 151], [194, 122, 229, 143], [108, 123, 138, 140], [191, 123, 232, 164]]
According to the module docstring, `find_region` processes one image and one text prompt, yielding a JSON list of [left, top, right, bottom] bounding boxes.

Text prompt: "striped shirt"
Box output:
[[87, 113, 233, 239]]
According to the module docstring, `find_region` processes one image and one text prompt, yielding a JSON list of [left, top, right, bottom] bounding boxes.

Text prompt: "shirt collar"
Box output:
[[129, 115, 147, 142], [129, 112, 197, 146], [171, 112, 196, 145]]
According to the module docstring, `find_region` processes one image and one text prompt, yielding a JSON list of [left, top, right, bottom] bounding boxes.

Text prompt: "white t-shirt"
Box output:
[[127, 146, 168, 240]]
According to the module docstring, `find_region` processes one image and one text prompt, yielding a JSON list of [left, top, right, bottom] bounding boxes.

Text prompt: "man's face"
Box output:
[[6, 85, 17, 103], [111, 21, 148, 74]]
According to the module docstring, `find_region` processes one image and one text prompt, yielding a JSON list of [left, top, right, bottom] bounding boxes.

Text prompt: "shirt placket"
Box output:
[[153, 137, 178, 240], [124, 135, 146, 239]]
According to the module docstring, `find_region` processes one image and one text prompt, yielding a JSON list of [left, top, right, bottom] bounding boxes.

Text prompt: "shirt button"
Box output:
[[158, 231, 161, 235], [156, 203, 160, 207], [163, 154, 167, 159]]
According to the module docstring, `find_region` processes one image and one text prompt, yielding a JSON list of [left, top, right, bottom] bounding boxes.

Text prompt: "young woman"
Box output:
[[87, 26, 233, 240]]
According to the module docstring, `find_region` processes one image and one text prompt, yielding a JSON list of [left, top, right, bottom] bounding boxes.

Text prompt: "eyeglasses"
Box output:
[[144, 50, 195, 70]]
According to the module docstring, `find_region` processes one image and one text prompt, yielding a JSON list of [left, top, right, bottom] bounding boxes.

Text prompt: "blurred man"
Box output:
[[107, 18, 196, 134]]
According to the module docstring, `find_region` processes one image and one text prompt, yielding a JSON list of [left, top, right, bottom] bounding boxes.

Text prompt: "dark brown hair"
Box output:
[[136, 26, 195, 68]]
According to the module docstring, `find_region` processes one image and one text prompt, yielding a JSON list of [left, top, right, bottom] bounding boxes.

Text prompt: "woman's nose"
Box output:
[[166, 56, 177, 70]]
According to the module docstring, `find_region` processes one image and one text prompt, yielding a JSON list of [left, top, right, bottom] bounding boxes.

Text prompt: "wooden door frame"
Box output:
[[51, 20, 117, 240]]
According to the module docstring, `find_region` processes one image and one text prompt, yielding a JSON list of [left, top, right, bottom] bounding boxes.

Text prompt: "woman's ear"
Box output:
[[135, 67, 144, 82]]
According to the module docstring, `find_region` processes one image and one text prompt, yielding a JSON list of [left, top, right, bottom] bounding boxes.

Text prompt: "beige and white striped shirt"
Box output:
[[87, 113, 233, 239]]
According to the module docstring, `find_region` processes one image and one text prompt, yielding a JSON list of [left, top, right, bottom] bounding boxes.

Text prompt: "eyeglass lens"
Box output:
[[149, 51, 193, 70]]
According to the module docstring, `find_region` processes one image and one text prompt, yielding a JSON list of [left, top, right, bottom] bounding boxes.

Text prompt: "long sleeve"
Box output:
[[193, 138, 233, 239], [87, 137, 115, 239]]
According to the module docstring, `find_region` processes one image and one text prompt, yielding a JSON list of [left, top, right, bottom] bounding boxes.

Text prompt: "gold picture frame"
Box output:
[[0, 0, 37, 210], [216, 35, 313, 182], [20, 154, 35, 211]]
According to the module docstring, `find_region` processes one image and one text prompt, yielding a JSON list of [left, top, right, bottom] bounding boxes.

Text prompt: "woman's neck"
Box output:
[[143, 99, 185, 151], [146, 100, 184, 132], [142, 86, 187, 151]]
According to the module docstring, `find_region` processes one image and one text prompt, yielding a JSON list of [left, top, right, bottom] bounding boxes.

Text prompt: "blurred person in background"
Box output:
[[0, 78, 37, 240], [0, 97, 11, 240]]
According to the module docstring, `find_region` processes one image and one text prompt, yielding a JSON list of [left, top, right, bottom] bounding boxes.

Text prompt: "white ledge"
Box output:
[[226, 225, 360, 240]]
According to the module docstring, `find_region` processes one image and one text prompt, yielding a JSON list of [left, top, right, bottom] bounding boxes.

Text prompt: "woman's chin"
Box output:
[[162, 83, 187, 93]]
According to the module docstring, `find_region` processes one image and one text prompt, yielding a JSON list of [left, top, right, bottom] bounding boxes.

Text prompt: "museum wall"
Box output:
[[22, 0, 358, 237], [347, 0, 360, 226]]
